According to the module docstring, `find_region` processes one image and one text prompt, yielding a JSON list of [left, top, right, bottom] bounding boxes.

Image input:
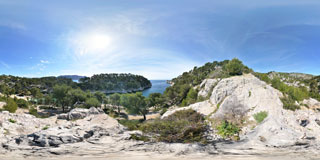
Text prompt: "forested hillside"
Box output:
[[0, 75, 76, 96], [163, 59, 253, 106], [78, 73, 151, 93], [163, 58, 320, 108], [0, 73, 151, 96]]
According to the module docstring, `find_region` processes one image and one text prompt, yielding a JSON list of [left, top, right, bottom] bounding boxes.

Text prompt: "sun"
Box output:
[[84, 34, 111, 51], [71, 32, 113, 56]]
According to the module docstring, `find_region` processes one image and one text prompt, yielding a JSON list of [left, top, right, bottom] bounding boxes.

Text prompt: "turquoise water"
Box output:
[[142, 80, 170, 97]]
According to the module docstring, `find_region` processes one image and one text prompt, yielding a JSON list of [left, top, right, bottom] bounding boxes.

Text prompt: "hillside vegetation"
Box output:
[[163, 58, 253, 106], [78, 73, 151, 93], [163, 58, 320, 111]]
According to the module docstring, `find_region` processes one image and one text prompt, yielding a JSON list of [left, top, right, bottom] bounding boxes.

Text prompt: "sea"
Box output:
[[73, 79, 170, 97], [142, 80, 170, 97]]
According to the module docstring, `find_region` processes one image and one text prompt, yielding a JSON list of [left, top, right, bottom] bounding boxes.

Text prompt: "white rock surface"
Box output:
[[302, 98, 320, 110], [57, 107, 104, 120], [0, 102, 6, 109], [198, 79, 220, 98], [161, 100, 216, 119], [163, 74, 320, 147]]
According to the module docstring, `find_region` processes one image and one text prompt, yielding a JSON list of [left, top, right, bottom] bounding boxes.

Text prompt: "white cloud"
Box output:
[[40, 60, 50, 64], [0, 61, 10, 69], [0, 21, 26, 30]]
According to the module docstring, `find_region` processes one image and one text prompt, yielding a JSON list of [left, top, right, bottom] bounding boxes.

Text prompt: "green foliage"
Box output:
[[130, 134, 150, 142], [8, 118, 16, 123], [120, 92, 149, 120], [224, 58, 249, 76], [93, 91, 106, 103], [52, 84, 72, 111], [160, 108, 167, 115], [255, 72, 320, 107], [78, 73, 151, 92], [147, 93, 165, 109], [281, 97, 300, 111], [110, 93, 121, 106], [42, 125, 49, 130], [180, 88, 198, 106], [216, 121, 240, 139], [4, 98, 18, 113], [253, 111, 268, 123], [0, 75, 76, 96], [164, 59, 251, 106], [15, 99, 29, 108], [139, 109, 207, 144], [29, 107, 40, 117], [271, 78, 309, 102], [118, 119, 142, 130], [254, 73, 271, 84], [85, 97, 101, 108], [67, 88, 87, 106], [30, 87, 43, 98]]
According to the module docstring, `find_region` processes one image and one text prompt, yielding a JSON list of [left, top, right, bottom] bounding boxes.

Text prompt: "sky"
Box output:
[[0, 0, 320, 79]]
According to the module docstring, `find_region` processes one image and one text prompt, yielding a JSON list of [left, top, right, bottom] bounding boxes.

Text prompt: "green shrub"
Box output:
[[85, 97, 101, 108], [271, 78, 309, 102], [130, 134, 150, 142], [8, 118, 16, 123], [216, 121, 240, 139], [42, 125, 49, 130], [281, 97, 300, 111], [180, 88, 198, 106], [224, 58, 251, 76], [160, 108, 167, 115], [118, 119, 142, 131], [4, 98, 18, 113], [254, 73, 271, 84], [139, 109, 207, 144], [16, 99, 29, 108], [253, 111, 268, 123], [29, 107, 40, 117]]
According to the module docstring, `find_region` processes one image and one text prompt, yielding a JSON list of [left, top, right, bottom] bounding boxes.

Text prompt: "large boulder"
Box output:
[[57, 107, 104, 121], [198, 79, 220, 98]]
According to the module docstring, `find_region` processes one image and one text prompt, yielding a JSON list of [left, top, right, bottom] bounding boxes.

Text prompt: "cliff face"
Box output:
[[163, 74, 320, 147]]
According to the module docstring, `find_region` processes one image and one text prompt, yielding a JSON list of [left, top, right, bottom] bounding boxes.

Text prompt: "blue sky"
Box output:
[[0, 0, 319, 79]]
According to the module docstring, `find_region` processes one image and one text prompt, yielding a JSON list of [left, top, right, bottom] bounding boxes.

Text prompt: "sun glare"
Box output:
[[72, 32, 112, 56]]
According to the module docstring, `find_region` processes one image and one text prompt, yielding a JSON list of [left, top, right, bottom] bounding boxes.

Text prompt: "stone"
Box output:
[[57, 107, 104, 121], [161, 100, 216, 119], [0, 102, 6, 109], [315, 119, 320, 126], [300, 120, 309, 127], [198, 79, 220, 98], [57, 114, 68, 120]]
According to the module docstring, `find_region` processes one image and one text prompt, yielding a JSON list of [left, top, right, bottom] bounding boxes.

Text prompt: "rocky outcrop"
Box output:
[[0, 102, 6, 109], [162, 74, 320, 147], [3, 113, 124, 149], [0, 111, 58, 144], [161, 100, 216, 119], [57, 107, 104, 120], [198, 79, 220, 98], [302, 98, 320, 110]]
